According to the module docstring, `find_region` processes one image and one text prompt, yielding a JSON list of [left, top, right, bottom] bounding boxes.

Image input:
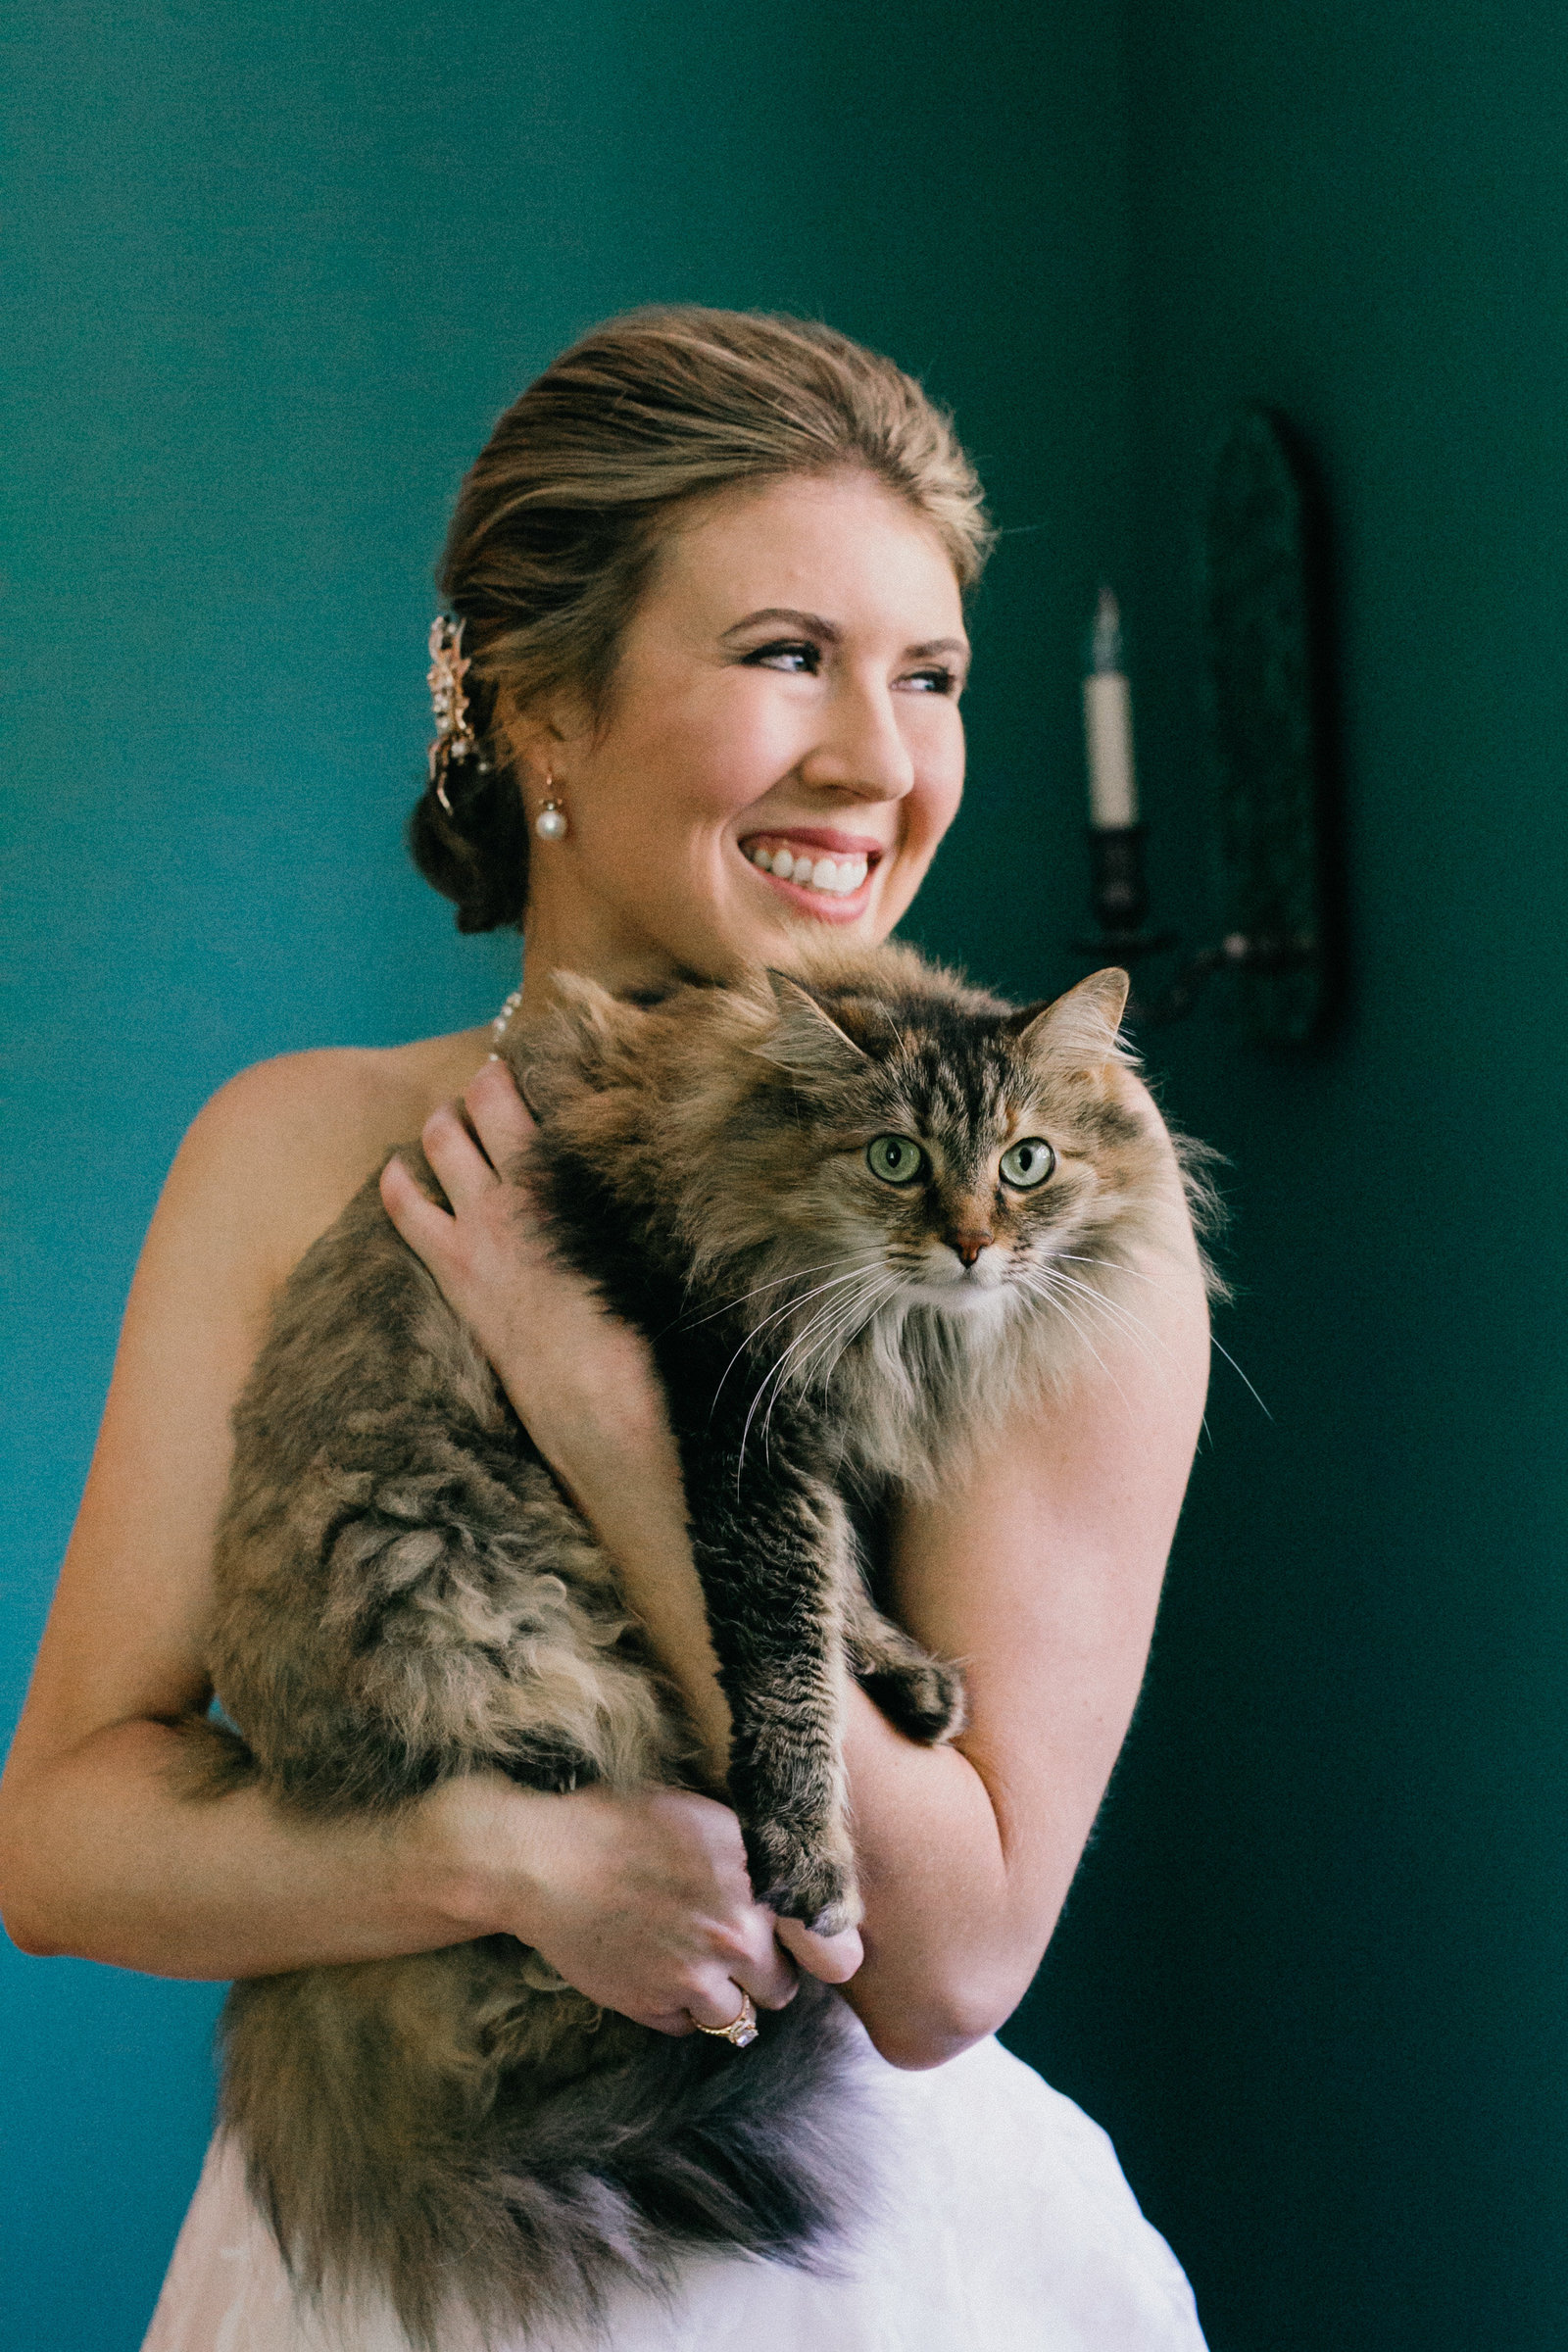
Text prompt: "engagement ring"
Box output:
[[694, 1989, 760, 2048]]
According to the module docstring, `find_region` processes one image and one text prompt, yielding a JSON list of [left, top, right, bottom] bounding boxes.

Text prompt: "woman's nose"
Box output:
[[797, 681, 916, 801]]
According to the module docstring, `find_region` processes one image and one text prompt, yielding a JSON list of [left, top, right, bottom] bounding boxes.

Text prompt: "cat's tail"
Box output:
[[219, 1942, 875, 2350]]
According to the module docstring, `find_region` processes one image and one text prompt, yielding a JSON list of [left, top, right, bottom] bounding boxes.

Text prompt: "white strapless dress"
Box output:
[[141, 2026, 1206, 2351]]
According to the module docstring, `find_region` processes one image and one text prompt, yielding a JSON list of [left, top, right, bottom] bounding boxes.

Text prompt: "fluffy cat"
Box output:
[[192, 941, 1205, 2348]]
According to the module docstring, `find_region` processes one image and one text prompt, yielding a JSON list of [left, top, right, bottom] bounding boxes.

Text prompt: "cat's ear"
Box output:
[[758, 970, 871, 1079], [1009, 968, 1131, 1073]]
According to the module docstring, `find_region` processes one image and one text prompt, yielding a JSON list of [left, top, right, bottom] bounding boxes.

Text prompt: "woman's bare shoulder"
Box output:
[[0, 1021, 503, 1762], [178, 1024, 496, 1288]]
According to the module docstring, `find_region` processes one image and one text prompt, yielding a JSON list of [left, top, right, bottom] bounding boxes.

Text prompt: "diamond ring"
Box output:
[[693, 1988, 760, 2048]]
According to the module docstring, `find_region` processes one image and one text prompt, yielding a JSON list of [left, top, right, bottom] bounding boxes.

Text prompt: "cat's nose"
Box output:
[[950, 1228, 994, 1269]]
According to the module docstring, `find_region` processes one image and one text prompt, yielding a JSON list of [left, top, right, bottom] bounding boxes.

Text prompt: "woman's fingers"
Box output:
[[457, 1776, 815, 2038], [378, 1151, 452, 1252], [773, 1915, 865, 1986], [739, 1964, 799, 2014], [466, 1054, 537, 1173], [719, 1945, 798, 2016], [419, 1099, 498, 1206], [728, 1910, 801, 2012], [416, 1062, 535, 1222], [641, 2012, 698, 2037], [683, 1976, 764, 2034]]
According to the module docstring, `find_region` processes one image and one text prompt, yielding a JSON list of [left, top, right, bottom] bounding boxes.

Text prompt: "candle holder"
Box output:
[[1071, 407, 1336, 1044], [1070, 824, 1175, 960], [1072, 822, 1317, 1027]]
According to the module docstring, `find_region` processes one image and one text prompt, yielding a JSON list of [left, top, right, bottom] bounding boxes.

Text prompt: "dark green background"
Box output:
[[3, 3, 1561, 2343]]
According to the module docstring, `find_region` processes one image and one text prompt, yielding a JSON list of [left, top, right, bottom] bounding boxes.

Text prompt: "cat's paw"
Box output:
[[858, 1656, 968, 1746], [745, 1820, 863, 1938]]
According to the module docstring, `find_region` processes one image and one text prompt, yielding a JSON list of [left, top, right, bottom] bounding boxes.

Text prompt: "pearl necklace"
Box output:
[[491, 986, 524, 1054]]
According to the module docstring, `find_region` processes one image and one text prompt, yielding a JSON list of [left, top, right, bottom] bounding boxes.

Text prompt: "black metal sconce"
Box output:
[[1073, 408, 1335, 1044]]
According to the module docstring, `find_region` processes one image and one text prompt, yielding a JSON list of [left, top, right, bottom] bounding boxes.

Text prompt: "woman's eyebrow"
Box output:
[[720, 607, 841, 642]]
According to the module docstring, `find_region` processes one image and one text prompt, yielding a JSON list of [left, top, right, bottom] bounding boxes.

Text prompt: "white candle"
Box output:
[[1083, 588, 1139, 829]]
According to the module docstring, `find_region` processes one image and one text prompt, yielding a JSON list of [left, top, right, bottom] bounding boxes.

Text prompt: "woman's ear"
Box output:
[[491, 682, 582, 791]]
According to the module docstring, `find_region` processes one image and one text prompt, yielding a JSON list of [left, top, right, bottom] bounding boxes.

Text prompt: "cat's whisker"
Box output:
[[680, 1250, 886, 1334], [708, 1257, 890, 1419], [1042, 1291, 1170, 1393], [738, 1272, 901, 1480], [732, 1270, 896, 1428], [741, 1257, 888, 1345], [756, 1276, 904, 1467], [738, 1299, 847, 1480], [1053, 1250, 1183, 1303], [1030, 1265, 1181, 1392], [1040, 1267, 1169, 1378], [1016, 1270, 1134, 1417], [1053, 1252, 1269, 1419], [788, 1269, 901, 1399], [682, 1253, 888, 1421], [747, 1271, 893, 1440], [1052, 1250, 1159, 1286], [1202, 1335, 1272, 1420]]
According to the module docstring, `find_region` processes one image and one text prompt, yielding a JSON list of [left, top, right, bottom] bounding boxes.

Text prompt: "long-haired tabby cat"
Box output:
[[194, 940, 1206, 2348]]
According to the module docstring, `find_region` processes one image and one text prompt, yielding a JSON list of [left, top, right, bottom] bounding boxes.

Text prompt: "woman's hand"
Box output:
[[379, 1057, 666, 1494], [414, 1772, 862, 2035]]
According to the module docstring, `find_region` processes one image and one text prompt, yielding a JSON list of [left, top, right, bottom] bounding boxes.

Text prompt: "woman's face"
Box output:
[[514, 469, 969, 988]]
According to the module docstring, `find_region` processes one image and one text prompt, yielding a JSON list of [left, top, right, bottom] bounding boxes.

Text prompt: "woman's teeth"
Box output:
[[744, 841, 870, 898]]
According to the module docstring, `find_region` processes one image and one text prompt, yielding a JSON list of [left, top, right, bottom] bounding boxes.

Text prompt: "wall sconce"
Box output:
[[1072, 408, 1335, 1043]]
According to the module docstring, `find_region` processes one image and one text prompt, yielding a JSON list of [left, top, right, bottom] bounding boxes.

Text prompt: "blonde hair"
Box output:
[[412, 306, 993, 932]]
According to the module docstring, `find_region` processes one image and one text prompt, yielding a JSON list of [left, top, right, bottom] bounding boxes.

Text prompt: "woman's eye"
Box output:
[[903, 665, 957, 696], [742, 640, 821, 675], [866, 1134, 927, 1186], [999, 1138, 1055, 1190]]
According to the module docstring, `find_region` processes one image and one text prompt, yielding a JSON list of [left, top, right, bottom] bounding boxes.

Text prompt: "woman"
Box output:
[[0, 308, 1211, 2348]]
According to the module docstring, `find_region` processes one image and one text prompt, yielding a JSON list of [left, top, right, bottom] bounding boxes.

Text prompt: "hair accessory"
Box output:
[[693, 1989, 759, 2049], [534, 783, 568, 843], [427, 615, 479, 817]]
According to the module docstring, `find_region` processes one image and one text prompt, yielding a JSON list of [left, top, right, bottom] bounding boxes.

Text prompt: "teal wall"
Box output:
[[1012, 5, 1568, 2345], [13, 4, 1565, 2344], [0, 4, 1134, 2342]]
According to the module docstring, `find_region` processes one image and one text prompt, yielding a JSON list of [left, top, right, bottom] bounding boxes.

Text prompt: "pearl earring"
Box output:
[[534, 777, 568, 842]]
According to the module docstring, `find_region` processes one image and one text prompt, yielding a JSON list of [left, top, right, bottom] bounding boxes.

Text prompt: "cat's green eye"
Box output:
[[866, 1134, 926, 1186], [999, 1138, 1055, 1190]]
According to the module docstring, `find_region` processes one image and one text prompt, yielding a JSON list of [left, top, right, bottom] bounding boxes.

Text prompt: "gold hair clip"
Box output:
[[427, 615, 476, 815]]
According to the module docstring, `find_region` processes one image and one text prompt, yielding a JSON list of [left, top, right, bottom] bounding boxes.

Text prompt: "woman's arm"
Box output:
[[388, 1059, 1210, 2067], [0, 1054, 803, 2032], [830, 1301, 1206, 2067]]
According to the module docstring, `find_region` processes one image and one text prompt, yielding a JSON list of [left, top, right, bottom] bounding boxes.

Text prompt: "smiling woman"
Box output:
[[409, 310, 988, 943], [491, 470, 971, 999], [0, 307, 1212, 2351]]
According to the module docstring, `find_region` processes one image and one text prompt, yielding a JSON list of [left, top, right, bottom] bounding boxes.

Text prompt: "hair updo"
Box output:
[[411, 306, 994, 933]]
